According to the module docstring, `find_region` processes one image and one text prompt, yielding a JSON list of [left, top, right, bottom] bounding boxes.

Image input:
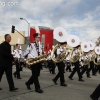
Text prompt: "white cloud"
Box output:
[[0, 0, 100, 43]]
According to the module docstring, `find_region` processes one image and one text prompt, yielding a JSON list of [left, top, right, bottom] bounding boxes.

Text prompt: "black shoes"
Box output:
[[52, 79, 57, 85], [60, 83, 67, 87], [78, 79, 84, 82], [13, 73, 21, 79], [13, 73, 16, 78], [35, 89, 43, 93], [25, 82, 31, 90], [68, 77, 74, 80], [92, 74, 97, 76], [17, 77, 22, 79], [87, 76, 91, 78], [0, 87, 2, 90], [90, 94, 98, 100], [10, 87, 18, 92], [52, 72, 56, 74]]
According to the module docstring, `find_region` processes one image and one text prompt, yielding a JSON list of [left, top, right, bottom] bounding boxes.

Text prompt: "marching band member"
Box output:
[[94, 55, 100, 74], [65, 52, 72, 72], [88, 50, 96, 76], [13, 44, 22, 79], [25, 33, 43, 93], [52, 42, 67, 86], [0, 34, 18, 91], [66, 35, 84, 81], [19, 46, 25, 71], [47, 50, 56, 74], [80, 52, 91, 78], [68, 45, 84, 82]]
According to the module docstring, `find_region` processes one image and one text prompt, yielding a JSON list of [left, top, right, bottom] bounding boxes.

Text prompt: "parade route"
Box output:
[[0, 67, 100, 100]]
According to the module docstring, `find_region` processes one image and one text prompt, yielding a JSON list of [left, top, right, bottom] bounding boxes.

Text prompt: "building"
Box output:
[[0, 31, 25, 50], [30, 26, 53, 52]]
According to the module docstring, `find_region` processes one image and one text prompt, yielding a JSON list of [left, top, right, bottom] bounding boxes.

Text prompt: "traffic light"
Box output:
[[11, 25, 15, 33]]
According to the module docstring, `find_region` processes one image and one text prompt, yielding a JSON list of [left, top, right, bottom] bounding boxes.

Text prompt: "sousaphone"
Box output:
[[94, 46, 100, 65], [67, 35, 81, 63], [51, 27, 69, 63], [88, 41, 96, 61], [81, 42, 90, 65]]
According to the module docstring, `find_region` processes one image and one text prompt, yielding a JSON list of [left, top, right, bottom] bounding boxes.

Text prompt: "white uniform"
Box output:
[[80, 55, 89, 66], [25, 42, 42, 59], [89, 51, 94, 58], [97, 57, 100, 62], [81, 55, 88, 61], [57, 46, 64, 55], [47, 55, 51, 60], [66, 55, 71, 66], [12, 49, 22, 58], [73, 49, 79, 56]]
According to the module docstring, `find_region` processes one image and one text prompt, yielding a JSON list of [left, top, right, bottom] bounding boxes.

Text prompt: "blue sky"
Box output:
[[0, 0, 100, 42]]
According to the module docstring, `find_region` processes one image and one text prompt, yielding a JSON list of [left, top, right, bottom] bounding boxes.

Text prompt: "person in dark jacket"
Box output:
[[90, 84, 100, 100], [0, 34, 18, 91]]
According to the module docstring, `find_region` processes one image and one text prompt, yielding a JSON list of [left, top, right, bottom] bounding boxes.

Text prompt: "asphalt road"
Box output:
[[0, 66, 100, 100]]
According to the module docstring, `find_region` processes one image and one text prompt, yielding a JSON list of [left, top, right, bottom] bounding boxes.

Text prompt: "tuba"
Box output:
[[93, 46, 100, 65], [51, 44, 67, 63], [82, 53, 90, 65], [51, 27, 70, 63], [88, 41, 96, 62], [67, 35, 82, 63], [81, 42, 90, 65]]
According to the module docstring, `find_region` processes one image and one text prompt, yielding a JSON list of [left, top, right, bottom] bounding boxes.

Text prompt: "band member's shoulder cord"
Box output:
[[33, 42, 40, 56]]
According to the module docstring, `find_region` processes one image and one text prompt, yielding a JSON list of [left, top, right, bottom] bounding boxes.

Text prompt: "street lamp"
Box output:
[[20, 17, 30, 38]]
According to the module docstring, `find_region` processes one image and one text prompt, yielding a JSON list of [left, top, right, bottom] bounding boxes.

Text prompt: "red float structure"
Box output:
[[30, 26, 53, 52]]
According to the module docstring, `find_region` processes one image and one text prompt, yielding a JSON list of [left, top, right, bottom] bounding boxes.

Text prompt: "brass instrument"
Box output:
[[51, 44, 69, 63], [51, 27, 70, 63], [90, 51, 97, 62], [26, 53, 50, 66], [93, 46, 100, 65], [94, 58, 100, 65], [80, 41, 91, 65], [81, 52, 90, 66], [67, 35, 82, 63], [69, 48, 83, 63]]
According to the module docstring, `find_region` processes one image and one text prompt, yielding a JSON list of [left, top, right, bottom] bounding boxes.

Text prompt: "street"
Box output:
[[0, 67, 100, 100]]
